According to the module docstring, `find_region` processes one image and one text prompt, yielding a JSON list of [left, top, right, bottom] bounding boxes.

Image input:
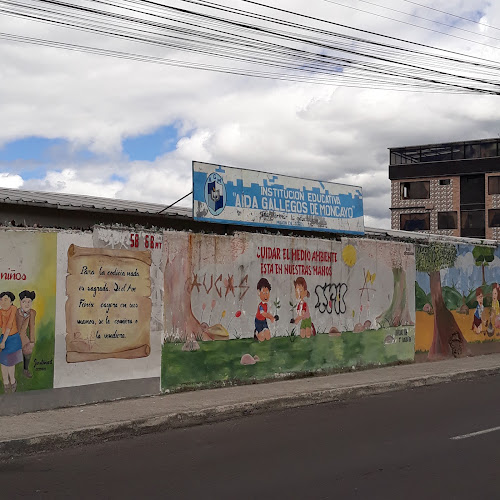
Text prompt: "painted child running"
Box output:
[[254, 278, 275, 342]]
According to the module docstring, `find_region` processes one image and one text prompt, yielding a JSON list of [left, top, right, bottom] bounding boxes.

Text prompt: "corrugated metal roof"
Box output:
[[364, 226, 498, 246], [0, 187, 192, 217]]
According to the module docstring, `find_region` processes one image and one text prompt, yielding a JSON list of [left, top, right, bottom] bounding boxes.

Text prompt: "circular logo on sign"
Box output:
[[204, 172, 226, 216]]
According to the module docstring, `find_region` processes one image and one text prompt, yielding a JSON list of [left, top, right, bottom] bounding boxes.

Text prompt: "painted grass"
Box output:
[[0, 320, 54, 394], [161, 328, 414, 391]]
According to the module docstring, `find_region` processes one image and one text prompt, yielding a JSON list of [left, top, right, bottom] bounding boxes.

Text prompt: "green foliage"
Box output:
[[472, 246, 494, 267], [415, 282, 431, 310], [415, 243, 457, 273], [161, 328, 415, 391], [415, 281, 470, 311], [442, 286, 463, 310]]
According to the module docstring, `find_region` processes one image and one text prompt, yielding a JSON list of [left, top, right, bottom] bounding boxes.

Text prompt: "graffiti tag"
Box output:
[[191, 273, 250, 300], [314, 282, 348, 315]]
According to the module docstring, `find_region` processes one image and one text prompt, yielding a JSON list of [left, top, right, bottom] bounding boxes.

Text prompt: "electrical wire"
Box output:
[[321, 0, 500, 45], [1, 0, 500, 94], [400, 0, 500, 33]]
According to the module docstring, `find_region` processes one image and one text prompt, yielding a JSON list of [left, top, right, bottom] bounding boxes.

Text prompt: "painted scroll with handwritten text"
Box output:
[[65, 245, 152, 362]]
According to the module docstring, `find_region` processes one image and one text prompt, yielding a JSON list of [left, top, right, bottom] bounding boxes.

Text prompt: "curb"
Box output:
[[1, 365, 499, 460]]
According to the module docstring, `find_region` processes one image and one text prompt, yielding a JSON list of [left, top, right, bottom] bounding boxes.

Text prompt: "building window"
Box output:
[[488, 210, 500, 227], [489, 176, 500, 195], [451, 144, 464, 159], [481, 142, 498, 158], [461, 210, 485, 239], [438, 211, 457, 229], [465, 143, 480, 159], [400, 213, 430, 231], [400, 181, 430, 199], [439, 179, 450, 186]]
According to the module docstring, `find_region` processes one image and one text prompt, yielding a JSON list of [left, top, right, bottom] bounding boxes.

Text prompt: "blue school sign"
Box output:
[[193, 161, 364, 235]]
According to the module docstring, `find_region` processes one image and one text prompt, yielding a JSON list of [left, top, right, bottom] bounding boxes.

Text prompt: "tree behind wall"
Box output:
[[416, 243, 469, 360]]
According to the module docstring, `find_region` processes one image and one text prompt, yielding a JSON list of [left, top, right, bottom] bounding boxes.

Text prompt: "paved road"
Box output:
[[1, 374, 500, 499]]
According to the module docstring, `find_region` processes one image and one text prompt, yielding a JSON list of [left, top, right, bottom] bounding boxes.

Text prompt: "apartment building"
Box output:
[[389, 138, 500, 240]]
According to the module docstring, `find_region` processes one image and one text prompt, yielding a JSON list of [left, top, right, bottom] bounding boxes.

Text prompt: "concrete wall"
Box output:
[[161, 232, 415, 391], [0, 226, 164, 415], [3, 224, 498, 415]]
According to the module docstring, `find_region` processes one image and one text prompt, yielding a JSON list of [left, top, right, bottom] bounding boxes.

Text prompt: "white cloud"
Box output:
[[24, 169, 123, 199], [0, 173, 23, 189], [1, 0, 500, 229]]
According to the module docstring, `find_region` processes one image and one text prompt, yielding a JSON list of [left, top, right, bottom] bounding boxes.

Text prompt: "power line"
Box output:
[[2, 31, 463, 92], [1, 0, 500, 94], [321, 0, 500, 45], [400, 0, 500, 33]]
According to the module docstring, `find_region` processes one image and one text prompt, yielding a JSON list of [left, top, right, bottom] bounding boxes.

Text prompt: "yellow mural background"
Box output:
[[415, 309, 500, 352], [0, 231, 57, 319]]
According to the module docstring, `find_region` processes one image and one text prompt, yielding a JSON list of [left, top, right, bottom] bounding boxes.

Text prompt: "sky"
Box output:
[[1, 0, 500, 229]]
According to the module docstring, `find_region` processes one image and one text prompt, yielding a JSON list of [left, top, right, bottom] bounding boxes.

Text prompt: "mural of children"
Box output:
[[472, 287, 484, 335], [490, 283, 500, 335], [293, 277, 313, 338], [0, 291, 23, 393], [16, 290, 36, 379], [255, 278, 275, 342]]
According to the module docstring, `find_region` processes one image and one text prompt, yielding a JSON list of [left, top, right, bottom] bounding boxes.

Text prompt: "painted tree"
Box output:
[[164, 233, 249, 342], [164, 233, 203, 341], [376, 242, 413, 327], [472, 246, 495, 285], [416, 243, 469, 360]]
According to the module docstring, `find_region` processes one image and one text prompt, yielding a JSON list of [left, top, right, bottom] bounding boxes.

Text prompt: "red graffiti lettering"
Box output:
[[224, 275, 235, 297], [202, 274, 214, 294], [214, 274, 223, 298]]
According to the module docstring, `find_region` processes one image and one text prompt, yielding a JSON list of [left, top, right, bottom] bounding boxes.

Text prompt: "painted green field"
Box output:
[[0, 320, 54, 394], [161, 328, 414, 391]]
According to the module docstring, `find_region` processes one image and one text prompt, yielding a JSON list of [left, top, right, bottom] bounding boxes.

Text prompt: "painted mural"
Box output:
[[0, 230, 57, 395], [161, 232, 415, 391], [415, 243, 500, 360], [53, 227, 163, 389], [65, 244, 152, 362]]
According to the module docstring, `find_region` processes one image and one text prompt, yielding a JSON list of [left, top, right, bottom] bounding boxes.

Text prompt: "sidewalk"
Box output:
[[1, 354, 500, 459]]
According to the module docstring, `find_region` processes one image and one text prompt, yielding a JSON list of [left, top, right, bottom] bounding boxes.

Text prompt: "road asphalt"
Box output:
[[2, 373, 500, 499], [1, 353, 500, 460]]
